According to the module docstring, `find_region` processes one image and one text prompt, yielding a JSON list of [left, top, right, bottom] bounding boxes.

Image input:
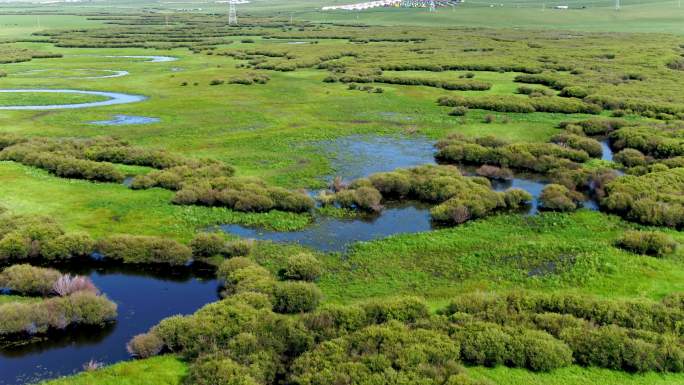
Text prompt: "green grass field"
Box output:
[[1, 3, 684, 385]]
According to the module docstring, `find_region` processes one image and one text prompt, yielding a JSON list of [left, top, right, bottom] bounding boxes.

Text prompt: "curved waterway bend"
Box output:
[[0, 89, 146, 110], [16, 69, 129, 80], [0, 262, 219, 385]]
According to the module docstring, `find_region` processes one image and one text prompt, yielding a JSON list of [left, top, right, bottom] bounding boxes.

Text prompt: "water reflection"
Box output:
[[0, 260, 218, 385]]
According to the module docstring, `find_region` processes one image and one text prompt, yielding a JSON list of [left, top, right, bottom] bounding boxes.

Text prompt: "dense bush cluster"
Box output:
[[97, 235, 193, 265], [550, 133, 603, 158], [558, 118, 632, 136], [0, 264, 98, 298], [291, 321, 477, 385], [0, 264, 61, 296], [170, 176, 315, 213], [0, 213, 94, 261], [435, 134, 590, 174], [130, 161, 235, 190], [437, 94, 601, 114], [442, 291, 684, 372], [190, 232, 254, 262], [601, 168, 684, 227], [514, 74, 569, 90], [334, 74, 492, 91], [218, 256, 322, 314], [0, 143, 124, 182], [610, 125, 684, 159], [280, 253, 322, 282], [380, 63, 541, 74], [0, 134, 233, 184], [539, 184, 583, 212], [0, 135, 323, 214], [320, 165, 531, 224], [227, 73, 270, 85], [0, 291, 117, 336], [616, 230, 678, 257]]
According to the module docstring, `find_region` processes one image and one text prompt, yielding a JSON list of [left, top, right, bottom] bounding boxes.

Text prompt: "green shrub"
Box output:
[[616, 230, 677, 257], [559, 118, 631, 135], [504, 188, 533, 209], [454, 321, 509, 366], [281, 253, 322, 282], [218, 257, 256, 281], [97, 235, 192, 265], [601, 168, 684, 227], [273, 281, 322, 314], [0, 232, 30, 260], [511, 328, 573, 371], [127, 332, 165, 358], [0, 264, 61, 296], [614, 148, 648, 167], [190, 232, 226, 258], [0, 291, 117, 336], [448, 106, 469, 116], [303, 303, 368, 341], [559, 86, 589, 98], [362, 296, 429, 324], [551, 133, 603, 158], [291, 322, 464, 385], [41, 232, 94, 260], [539, 184, 581, 212], [184, 356, 259, 385]]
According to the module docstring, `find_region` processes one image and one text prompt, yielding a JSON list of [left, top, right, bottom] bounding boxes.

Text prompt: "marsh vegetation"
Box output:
[[0, 3, 683, 385]]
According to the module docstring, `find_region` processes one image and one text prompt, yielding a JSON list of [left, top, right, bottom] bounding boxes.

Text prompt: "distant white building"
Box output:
[[554, 5, 569, 9], [322, 0, 402, 11]]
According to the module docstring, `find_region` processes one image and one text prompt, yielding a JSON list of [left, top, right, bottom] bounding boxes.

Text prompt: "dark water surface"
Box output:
[[0, 263, 218, 385], [223, 202, 435, 253], [321, 135, 436, 182]]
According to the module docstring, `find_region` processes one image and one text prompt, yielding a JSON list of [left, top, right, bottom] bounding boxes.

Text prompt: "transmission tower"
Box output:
[[228, 0, 238, 26]]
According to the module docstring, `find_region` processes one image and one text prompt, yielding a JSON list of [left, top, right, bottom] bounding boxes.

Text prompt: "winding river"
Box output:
[[0, 89, 146, 110]]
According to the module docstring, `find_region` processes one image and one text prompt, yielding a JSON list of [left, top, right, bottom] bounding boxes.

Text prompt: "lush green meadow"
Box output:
[[0, 4, 683, 385]]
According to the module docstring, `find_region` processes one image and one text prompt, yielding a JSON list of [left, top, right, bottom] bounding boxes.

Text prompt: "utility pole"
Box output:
[[228, 0, 238, 26]]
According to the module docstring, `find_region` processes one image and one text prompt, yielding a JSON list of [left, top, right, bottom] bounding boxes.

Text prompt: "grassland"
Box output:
[[40, 356, 186, 385], [0, 4, 683, 385], [0, 91, 108, 106]]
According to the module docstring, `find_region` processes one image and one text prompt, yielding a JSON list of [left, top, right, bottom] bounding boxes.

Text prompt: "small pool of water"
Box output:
[[90, 115, 160, 126], [0, 89, 146, 110], [321, 135, 436, 182], [0, 262, 218, 385], [104, 55, 178, 63], [222, 202, 434, 253]]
